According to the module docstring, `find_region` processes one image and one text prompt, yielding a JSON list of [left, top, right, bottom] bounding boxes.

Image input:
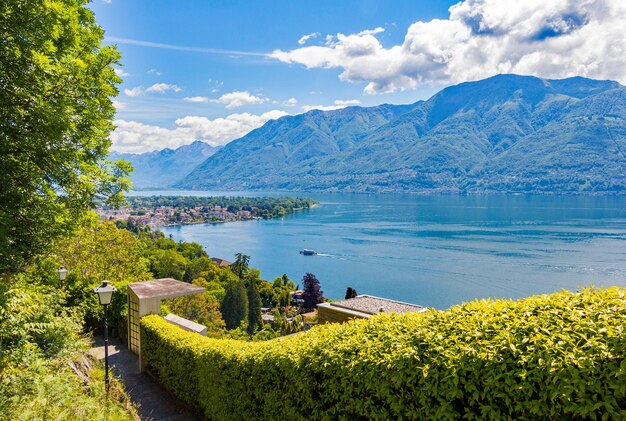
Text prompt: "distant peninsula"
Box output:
[[97, 196, 317, 227]]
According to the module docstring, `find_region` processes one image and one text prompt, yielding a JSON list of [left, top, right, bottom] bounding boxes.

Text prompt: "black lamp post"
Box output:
[[94, 280, 116, 395]]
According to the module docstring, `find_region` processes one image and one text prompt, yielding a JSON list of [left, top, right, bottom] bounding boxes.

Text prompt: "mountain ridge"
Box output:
[[110, 141, 220, 189], [176, 74, 625, 193]]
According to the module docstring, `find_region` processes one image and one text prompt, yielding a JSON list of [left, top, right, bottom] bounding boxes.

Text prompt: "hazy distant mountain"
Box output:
[[110, 141, 220, 189], [177, 75, 626, 194]]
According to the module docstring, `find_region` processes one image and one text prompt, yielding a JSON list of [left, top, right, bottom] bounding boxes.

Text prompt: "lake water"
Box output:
[[131, 191, 626, 309]]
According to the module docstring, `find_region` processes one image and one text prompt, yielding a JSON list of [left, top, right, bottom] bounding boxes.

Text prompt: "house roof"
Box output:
[[327, 295, 424, 315], [128, 278, 205, 300], [211, 257, 233, 267]]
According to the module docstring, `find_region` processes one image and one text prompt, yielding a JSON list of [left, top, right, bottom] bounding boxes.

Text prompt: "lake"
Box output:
[[130, 191, 626, 309]]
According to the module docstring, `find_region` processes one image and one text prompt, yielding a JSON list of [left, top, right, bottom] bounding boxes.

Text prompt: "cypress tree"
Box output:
[[247, 280, 262, 334], [221, 280, 248, 330]]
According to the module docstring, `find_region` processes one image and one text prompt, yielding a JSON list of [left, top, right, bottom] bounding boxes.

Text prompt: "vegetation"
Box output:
[[345, 287, 358, 299], [142, 287, 626, 420], [124, 196, 317, 220], [302, 272, 324, 311], [0, 0, 131, 275]]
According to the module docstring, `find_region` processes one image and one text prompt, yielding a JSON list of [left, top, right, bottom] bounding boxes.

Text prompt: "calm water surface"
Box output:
[[131, 191, 626, 309]]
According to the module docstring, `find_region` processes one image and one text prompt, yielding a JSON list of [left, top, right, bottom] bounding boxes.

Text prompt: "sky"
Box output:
[[89, 0, 626, 153]]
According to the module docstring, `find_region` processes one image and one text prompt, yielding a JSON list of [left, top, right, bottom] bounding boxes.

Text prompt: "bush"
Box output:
[[141, 287, 626, 420]]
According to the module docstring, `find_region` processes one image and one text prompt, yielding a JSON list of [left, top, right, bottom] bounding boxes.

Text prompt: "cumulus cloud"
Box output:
[[302, 99, 361, 112], [184, 96, 210, 103], [114, 68, 129, 77], [146, 83, 181, 93], [298, 32, 320, 45], [217, 91, 268, 109], [111, 100, 126, 110], [271, 0, 626, 93], [110, 110, 289, 153], [124, 83, 181, 96], [283, 98, 298, 106], [124, 86, 144, 97]]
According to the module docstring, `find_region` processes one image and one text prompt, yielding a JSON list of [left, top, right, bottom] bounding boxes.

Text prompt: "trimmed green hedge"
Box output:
[[141, 287, 626, 420]]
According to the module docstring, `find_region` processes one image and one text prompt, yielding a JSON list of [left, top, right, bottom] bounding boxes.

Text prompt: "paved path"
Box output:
[[90, 336, 202, 421]]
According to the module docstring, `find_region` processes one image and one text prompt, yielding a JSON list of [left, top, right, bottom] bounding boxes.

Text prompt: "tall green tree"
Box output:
[[231, 253, 250, 279], [220, 280, 248, 330], [246, 280, 262, 334], [0, 0, 130, 276]]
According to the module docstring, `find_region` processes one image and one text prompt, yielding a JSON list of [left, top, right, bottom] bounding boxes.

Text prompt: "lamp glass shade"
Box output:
[[94, 281, 117, 305], [57, 266, 68, 281]]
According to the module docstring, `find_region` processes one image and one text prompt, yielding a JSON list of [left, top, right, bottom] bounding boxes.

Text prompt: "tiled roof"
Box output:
[[329, 295, 424, 315]]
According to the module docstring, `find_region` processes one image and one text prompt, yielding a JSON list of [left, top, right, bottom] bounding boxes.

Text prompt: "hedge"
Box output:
[[141, 287, 626, 420]]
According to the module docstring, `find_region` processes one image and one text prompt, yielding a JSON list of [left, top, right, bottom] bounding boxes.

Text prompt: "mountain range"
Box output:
[[110, 141, 220, 189], [125, 74, 626, 193]]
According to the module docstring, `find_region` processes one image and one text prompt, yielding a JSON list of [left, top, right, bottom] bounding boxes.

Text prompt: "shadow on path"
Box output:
[[91, 336, 202, 421]]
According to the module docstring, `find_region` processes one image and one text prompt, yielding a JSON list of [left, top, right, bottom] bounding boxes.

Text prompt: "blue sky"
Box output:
[[92, 0, 625, 153]]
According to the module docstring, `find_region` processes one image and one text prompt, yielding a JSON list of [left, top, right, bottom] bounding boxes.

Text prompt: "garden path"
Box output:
[[90, 336, 202, 421]]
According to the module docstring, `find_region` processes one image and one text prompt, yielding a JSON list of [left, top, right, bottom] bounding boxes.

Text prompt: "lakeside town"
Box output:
[[97, 195, 317, 227]]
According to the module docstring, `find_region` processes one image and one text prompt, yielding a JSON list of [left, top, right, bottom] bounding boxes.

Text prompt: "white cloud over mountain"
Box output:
[[272, 0, 626, 93], [302, 99, 361, 112], [218, 91, 268, 108], [110, 110, 288, 153]]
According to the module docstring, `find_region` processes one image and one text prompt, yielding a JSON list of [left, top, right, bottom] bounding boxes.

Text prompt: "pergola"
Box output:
[[127, 278, 205, 370]]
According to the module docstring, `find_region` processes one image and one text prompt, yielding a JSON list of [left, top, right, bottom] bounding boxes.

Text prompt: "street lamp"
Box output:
[[94, 280, 117, 395], [57, 266, 68, 283]]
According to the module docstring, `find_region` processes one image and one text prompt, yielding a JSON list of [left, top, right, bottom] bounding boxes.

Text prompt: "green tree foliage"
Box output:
[[302, 273, 323, 311], [142, 287, 626, 420], [149, 249, 189, 280], [0, 0, 131, 275], [166, 292, 225, 337], [220, 280, 248, 330], [59, 219, 150, 330], [246, 280, 262, 334], [231, 253, 250, 279]]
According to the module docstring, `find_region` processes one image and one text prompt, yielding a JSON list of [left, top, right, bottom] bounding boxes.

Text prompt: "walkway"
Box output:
[[90, 336, 202, 421]]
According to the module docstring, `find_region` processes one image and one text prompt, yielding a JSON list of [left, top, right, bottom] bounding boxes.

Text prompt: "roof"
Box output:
[[128, 278, 205, 300], [327, 295, 424, 315], [211, 257, 233, 267]]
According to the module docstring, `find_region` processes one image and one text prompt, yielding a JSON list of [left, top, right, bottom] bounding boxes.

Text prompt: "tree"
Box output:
[[302, 273, 323, 311], [231, 253, 250, 279], [149, 249, 189, 281], [0, 0, 130, 275], [166, 293, 225, 337], [220, 280, 248, 330], [246, 280, 262, 334], [345, 287, 357, 299]]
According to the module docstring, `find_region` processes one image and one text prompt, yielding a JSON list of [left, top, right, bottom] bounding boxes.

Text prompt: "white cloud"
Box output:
[[298, 32, 320, 45], [283, 98, 298, 106], [217, 91, 268, 109], [334, 99, 361, 106], [110, 110, 289, 153], [271, 0, 626, 93], [148, 68, 162, 76], [114, 68, 128, 77], [111, 100, 126, 110], [124, 86, 144, 97], [302, 99, 361, 112], [146, 83, 181, 93], [183, 96, 210, 103]]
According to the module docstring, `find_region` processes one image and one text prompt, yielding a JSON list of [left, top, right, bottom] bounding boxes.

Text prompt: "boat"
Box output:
[[299, 249, 317, 256]]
